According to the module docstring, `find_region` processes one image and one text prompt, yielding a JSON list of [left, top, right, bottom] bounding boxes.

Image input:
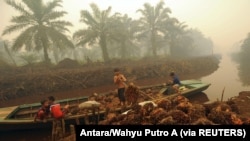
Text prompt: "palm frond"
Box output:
[[43, 11, 67, 22], [11, 15, 33, 24], [12, 26, 37, 51], [80, 10, 98, 26], [143, 3, 153, 16], [44, 0, 62, 15], [5, 0, 31, 17], [138, 3, 155, 26], [47, 21, 72, 32], [22, 27, 38, 51], [104, 6, 112, 18], [23, 0, 41, 10], [89, 3, 101, 20], [22, 0, 43, 19], [73, 29, 85, 39], [155, 0, 165, 17], [155, 8, 171, 23], [167, 17, 179, 25], [136, 6, 147, 17], [73, 29, 98, 47], [2, 23, 31, 35], [179, 22, 188, 30], [46, 27, 74, 50]]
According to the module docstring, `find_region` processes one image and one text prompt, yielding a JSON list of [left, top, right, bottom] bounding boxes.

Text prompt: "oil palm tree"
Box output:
[[2, 0, 74, 64], [73, 3, 114, 62], [137, 0, 172, 57], [110, 14, 140, 59], [165, 20, 192, 56]]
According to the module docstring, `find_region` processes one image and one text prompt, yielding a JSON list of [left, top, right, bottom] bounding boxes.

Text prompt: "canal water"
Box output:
[[201, 52, 250, 102]]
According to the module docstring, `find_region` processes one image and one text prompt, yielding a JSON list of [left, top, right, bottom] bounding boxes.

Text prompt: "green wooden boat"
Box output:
[[0, 79, 210, 131]]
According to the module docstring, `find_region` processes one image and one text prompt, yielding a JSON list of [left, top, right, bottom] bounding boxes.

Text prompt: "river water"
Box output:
[[201, 52, 250, 102]]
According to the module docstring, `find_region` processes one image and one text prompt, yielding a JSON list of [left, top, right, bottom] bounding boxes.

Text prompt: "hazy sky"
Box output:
[[1, 0, 250, 53]]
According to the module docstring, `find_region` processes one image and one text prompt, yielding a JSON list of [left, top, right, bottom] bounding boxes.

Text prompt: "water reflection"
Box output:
[[201, 53, 250, 102]]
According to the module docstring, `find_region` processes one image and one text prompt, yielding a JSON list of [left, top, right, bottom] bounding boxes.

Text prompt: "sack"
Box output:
[[138, 101, 157, 107], [78, 101, 101, 109]]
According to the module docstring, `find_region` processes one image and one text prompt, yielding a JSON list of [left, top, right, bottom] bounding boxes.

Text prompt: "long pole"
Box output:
[[221, 87, 225, 102]]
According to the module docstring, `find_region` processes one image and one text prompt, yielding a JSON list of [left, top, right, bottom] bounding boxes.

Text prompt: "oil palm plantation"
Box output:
[[73, 3, 114, 62], [137, 0, 172, 57], [2, 0, 74, 64]]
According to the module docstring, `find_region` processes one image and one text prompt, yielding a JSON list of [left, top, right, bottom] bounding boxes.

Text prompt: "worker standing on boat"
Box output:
[[113, 68, 127, 106], [168, 71, 181, 94]]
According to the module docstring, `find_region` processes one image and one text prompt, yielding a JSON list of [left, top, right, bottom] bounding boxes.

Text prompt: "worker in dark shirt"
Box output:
[[168, 71, 181, 94]]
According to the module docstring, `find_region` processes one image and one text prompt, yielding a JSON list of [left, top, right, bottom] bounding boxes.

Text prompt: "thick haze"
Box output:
[[1, 0, 250, 53]]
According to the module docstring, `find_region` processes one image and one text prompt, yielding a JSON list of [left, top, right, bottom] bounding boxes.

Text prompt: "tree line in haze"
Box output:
[[236, 33, 250, 86], [1, 0, 214, 66]]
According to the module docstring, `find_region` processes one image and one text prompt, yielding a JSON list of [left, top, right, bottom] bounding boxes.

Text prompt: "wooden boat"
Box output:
[[0, 79, 210, 131]]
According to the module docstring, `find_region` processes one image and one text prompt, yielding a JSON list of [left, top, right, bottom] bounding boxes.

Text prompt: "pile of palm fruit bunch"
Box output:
[[124, 83, 140, 106], [68, 84, 154, 116], [68, 83, 250, 125], [98, 94, 249, 125]]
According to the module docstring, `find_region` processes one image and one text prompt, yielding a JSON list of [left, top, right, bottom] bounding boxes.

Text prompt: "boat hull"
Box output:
[[0, 79, 211, 131]]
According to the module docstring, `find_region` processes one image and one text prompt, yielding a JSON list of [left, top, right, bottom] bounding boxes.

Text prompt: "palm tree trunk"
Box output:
[[43, 45, 50, 64], [100, 35, 110, 62], [151, 32, 157, 56], [41, 38, 50, 64], [39, 27, 51, 64]]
